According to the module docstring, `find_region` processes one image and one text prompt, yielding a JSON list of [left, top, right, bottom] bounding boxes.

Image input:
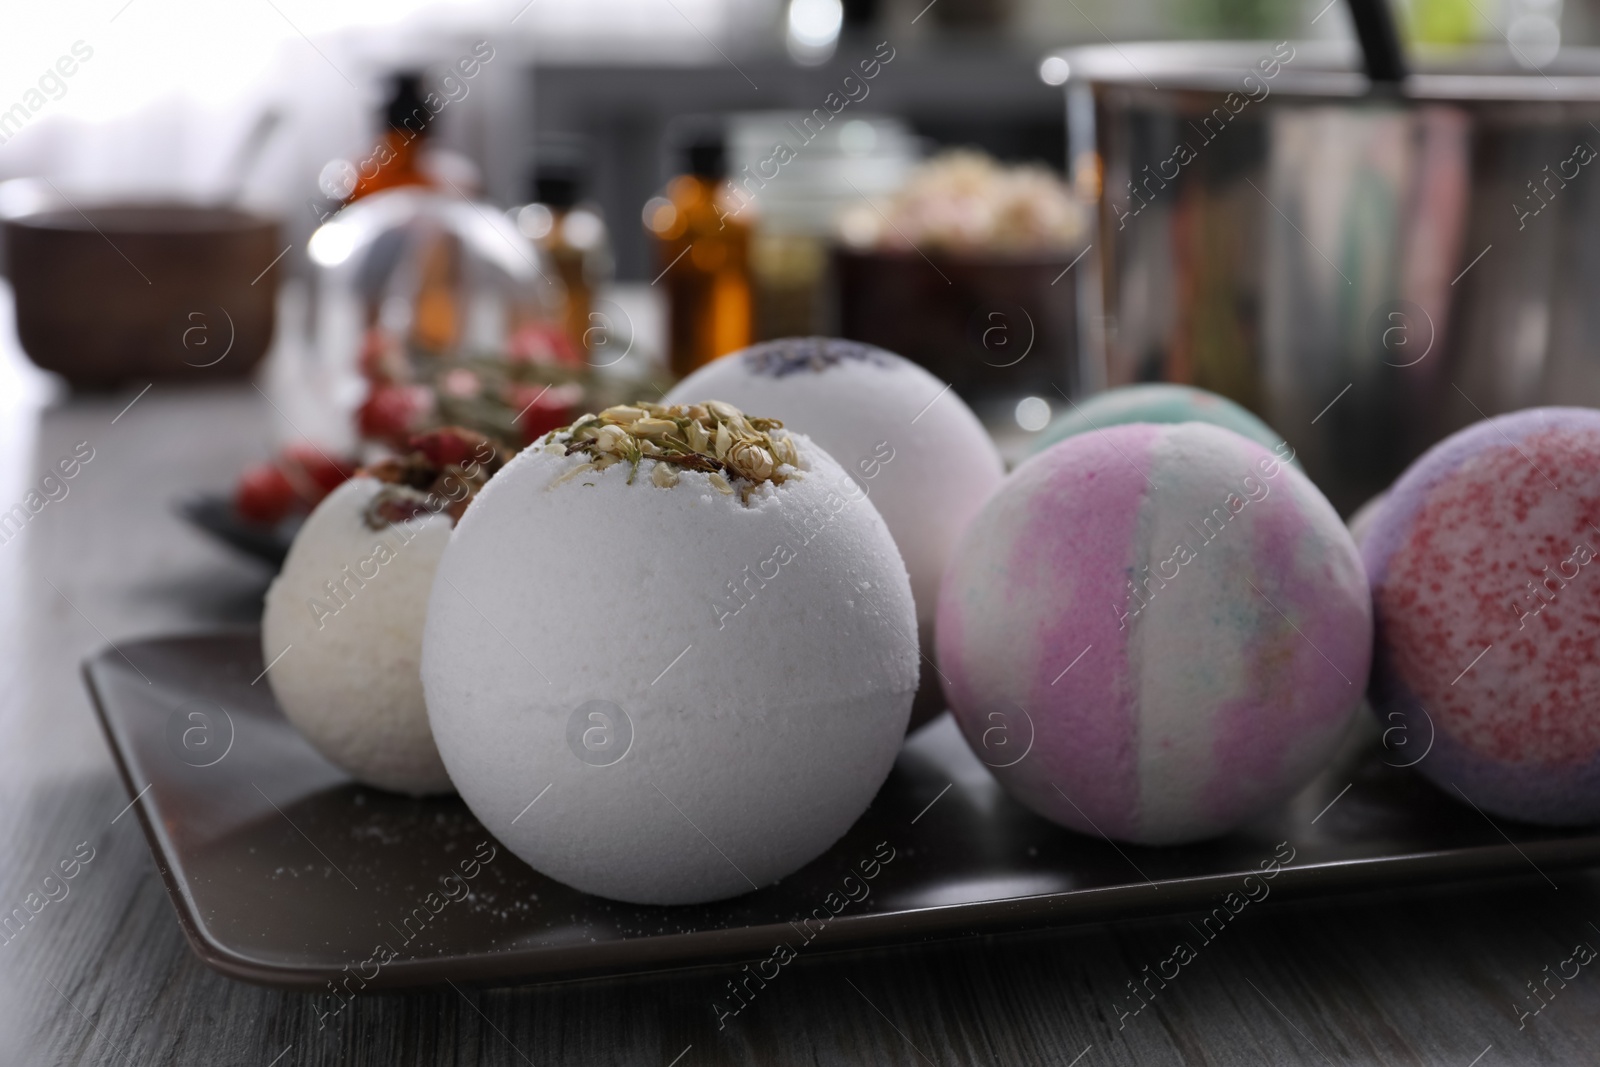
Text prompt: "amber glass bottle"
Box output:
[[348, 73, 435, 203], [645, 138, 753, 377], [338, 73, 461, 353], [517, 170, 613, 357], [408, 228, 462, 353]]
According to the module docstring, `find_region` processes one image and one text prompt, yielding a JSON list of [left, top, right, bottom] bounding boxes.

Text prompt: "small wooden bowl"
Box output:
[[5, 203, 280, 390]]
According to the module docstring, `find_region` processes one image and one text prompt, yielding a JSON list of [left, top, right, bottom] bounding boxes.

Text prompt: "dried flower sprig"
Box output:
[[361, 427, 510, 529], [542, 400, 801, 501]]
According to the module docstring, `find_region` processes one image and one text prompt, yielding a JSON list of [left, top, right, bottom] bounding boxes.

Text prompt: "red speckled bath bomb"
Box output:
[[1364, 407, 1600, 825]]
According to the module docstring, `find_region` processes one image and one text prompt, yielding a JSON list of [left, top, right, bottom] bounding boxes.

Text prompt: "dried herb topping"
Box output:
[[543, 400, 801, 502]]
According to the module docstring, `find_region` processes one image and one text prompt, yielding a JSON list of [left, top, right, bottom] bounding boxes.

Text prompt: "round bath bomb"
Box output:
[[665, 338, 1003, 728], [422, 401, 917, 905], [938, 422, 1371, 845], [262, 430, 506, 795], [263, 479, 454, 793], [1364, 407, 1600, 825], [1030, 383, 1288, 457]]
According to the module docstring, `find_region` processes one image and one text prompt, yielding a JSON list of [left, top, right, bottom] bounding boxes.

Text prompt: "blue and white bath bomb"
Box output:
[[1031, 383, 1288, 458]]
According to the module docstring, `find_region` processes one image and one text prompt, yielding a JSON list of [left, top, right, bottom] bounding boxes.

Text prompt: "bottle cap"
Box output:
[[532, 171, 580, 209], [686, 136, 725, 180], [385, 72, 432, 137]]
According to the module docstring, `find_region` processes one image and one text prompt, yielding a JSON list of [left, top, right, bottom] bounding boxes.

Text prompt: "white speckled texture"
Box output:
[[263, 477, 455, 795], [665, 339, 1003, 728], [421, 430, 918, 905]]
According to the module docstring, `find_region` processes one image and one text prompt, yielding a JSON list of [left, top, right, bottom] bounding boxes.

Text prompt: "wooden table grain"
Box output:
[[3, 381, 1599, 1067]]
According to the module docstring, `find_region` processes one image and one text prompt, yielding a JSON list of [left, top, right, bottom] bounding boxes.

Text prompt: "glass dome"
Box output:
[[305, 186, 587, 450], [309, 186, 566, 361]]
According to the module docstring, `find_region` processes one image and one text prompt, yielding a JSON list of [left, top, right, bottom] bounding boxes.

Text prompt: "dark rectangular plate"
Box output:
[[84, 631, 1600, 991]]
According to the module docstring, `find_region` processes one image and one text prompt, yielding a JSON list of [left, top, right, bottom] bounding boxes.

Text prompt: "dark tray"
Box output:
[[84, 630, 1600, 991], [176, 493, 297, 567]]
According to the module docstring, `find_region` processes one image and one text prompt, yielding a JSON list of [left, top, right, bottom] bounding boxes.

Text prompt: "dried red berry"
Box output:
[[509, 384, 577, 445], [358, 384, 433, 444], [280, 444, 354, 504], [409, 427, 485, 469], [369, 490, 436, 527], [507, 321, 582, 367], [234, 464, 297, 524]]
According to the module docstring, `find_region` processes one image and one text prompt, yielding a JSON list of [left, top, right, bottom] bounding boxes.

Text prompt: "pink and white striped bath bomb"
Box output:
[[937, 422, 1371, 845], [1364, 407, 1600, 825]]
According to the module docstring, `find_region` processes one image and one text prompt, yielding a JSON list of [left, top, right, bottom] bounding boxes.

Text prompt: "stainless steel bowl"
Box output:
[[1059, 41, 1600, 512]]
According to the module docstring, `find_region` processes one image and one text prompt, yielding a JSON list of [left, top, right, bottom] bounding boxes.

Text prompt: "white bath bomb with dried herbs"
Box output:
[[262, 477, 455, 795], [421, 402, 918, 906], [666, 338, 1004, 729]]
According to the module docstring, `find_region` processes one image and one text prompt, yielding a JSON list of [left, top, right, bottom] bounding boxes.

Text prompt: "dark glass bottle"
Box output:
[[644, 137, 753, 377]]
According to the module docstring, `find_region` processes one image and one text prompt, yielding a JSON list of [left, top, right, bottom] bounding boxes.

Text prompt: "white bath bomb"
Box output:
[[422, 404, 917, 905], [263, 477, 454, 795], [665, 338, 1004, 728]]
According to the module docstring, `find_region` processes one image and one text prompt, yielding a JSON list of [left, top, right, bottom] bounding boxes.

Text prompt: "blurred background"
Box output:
[[4, 0, 1600, 545]]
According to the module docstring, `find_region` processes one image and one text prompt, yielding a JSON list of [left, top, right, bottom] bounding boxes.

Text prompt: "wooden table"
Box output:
[[3, 379, 1599, 1066]]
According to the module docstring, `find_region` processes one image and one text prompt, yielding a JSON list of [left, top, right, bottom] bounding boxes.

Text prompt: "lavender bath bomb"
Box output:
[[1365, 407, 1600, 825], [263, 477, 455, 795], [666, 338, 1003, 728], [422, 402, 917, 905], [937, 423, 1371, 845]]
